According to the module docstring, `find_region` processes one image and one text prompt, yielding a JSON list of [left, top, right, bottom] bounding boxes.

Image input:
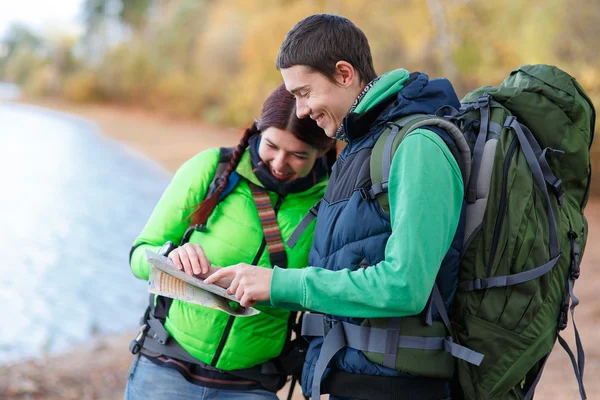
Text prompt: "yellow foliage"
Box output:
[[63, 71, 99, 102], [149, 71, 206, 118], [22, 65, 54, 97]]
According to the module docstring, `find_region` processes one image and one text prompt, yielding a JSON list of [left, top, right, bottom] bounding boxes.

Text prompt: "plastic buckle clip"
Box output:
[[129, 323, 148, 354]]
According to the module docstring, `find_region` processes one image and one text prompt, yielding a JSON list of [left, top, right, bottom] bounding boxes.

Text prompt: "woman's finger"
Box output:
[[178, 250, 193, 276], [194, 245, 211, 274], [168, 252, 183, 271], [183, 244, 201, 275]]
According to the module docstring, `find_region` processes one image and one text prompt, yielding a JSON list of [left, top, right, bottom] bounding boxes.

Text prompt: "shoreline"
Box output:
[[1, 98, 303, 400], [12, 97, 244, 173], [3, 98, 598, 399]]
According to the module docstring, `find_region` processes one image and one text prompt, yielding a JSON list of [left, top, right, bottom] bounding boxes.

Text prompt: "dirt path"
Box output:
[[1, 99, 597, 399]]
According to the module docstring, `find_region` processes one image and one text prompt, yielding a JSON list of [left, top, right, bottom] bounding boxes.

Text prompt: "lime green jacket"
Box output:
[[130, 147, 328, 370]]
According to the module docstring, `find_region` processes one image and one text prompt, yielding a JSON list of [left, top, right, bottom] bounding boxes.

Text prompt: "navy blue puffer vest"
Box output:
[[301, 72, 466, 395]]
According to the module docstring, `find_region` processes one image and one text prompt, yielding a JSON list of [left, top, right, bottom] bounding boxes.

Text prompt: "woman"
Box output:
[[125, 84, 334, 400]]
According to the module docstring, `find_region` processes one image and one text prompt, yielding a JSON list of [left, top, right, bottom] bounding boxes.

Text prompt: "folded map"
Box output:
[[145, 250, 259, 317]]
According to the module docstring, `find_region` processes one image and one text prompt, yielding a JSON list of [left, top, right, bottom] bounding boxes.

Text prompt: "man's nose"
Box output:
[[296, 99, 310, 119]]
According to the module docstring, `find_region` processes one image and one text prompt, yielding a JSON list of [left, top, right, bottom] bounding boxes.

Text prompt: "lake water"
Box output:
[[0, 102, 171, 364]]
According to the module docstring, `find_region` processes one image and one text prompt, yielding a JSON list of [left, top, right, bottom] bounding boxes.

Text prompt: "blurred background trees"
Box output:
[[3, 0, 599, 122], [1, 0, 599, 185]]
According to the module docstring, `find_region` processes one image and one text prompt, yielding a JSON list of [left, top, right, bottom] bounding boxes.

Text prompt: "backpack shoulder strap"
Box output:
[[180, 147, 240, 244], [206, 146, 240, 202], [370, 114, 471, 214]]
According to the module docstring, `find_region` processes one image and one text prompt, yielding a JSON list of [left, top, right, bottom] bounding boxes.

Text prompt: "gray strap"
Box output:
[[508, 118, 560, 257], [395, 113, 429, 128], [423, 296, 434, 326], [558, 331, 587, 399], [467, 254, 560, 291], [373, 114, 428, 197], [146, 294, 170, 345], [540, 147, 565, 200], [557, 275, 586, 399], [301, 312, 327, 337], [467, 96, 490, 203], [383, 124, 401, 181], [311, 321, 346, 399], [302, 314, 445, 353], [489, 121, 502, 135], [431, 284, 450, 329], [383, 318, 401, 369], [468, 117, 562, 291], [432, 285, 485, 366], [303, 312, 484, 377], [369, 181, 388, 197], [147, 316, 170, 345], [286, 202, 320, 248], [517, 122, 564, 200], [443, 337, 484, 366], [142, 331, 210, 366], [374, 124, 401, 197]]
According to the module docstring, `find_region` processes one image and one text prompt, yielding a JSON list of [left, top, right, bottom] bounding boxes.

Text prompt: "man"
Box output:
[[207, 14, 466, 399]]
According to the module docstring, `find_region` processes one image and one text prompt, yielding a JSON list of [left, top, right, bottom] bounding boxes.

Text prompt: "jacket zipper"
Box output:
[[210, 194, 284, 367]]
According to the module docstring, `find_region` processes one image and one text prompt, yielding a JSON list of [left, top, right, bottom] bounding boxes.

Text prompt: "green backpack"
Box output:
[[370, 64, 595, 399]]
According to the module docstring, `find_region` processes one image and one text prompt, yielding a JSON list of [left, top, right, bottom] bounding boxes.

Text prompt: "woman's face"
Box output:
[[258, 127, 321, 182]]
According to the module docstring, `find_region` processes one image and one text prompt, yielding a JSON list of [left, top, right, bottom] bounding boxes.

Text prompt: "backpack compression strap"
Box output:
[[463, 117, 562, 292]]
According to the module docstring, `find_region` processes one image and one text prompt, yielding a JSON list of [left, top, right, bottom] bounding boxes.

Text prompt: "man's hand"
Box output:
[[204, 264, 272, 307]]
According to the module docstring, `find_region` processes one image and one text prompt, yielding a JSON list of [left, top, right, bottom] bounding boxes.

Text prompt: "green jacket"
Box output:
[[130, 147, 328, 370]]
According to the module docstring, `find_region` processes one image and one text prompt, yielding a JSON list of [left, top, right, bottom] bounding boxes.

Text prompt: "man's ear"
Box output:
[[334, 61, 357, 88]]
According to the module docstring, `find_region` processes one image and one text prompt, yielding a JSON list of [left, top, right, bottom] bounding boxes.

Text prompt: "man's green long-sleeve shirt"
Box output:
[[270, 129, 464, 318]]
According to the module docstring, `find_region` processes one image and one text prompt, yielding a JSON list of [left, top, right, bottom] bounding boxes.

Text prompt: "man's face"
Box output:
[[281, 65, 357, 138]]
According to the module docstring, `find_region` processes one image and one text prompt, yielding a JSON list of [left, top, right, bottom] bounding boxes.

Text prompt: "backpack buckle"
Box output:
[[471, 278, 488, 290], [569, 232, 581, 279], [323, 316, 336, 336], [129, 324, 148, 354], [358, 187, 370, 201], [477, 95, 490, 108], [558, 304, 569, 331]]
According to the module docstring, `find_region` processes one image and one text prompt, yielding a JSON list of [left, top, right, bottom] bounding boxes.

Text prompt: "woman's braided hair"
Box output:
[[190, 84, 335, 227]]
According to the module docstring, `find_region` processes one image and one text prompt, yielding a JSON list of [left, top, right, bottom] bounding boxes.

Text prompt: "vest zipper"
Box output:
[[210, 193, 284, 367]]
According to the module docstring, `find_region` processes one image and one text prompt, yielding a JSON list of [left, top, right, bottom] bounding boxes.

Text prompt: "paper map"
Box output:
[[145, 250, 259, 317]]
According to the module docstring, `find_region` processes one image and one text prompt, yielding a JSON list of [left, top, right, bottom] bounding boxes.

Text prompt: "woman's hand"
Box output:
[[168, 243, 211, 277], [204, 264, 273, 307]]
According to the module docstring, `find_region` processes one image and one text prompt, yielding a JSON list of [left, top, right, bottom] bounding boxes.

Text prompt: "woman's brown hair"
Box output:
[[190, 84, 335, 227]]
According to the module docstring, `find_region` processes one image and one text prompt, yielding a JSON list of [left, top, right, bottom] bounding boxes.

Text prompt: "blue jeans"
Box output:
[[124, 354, 278, 400]]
